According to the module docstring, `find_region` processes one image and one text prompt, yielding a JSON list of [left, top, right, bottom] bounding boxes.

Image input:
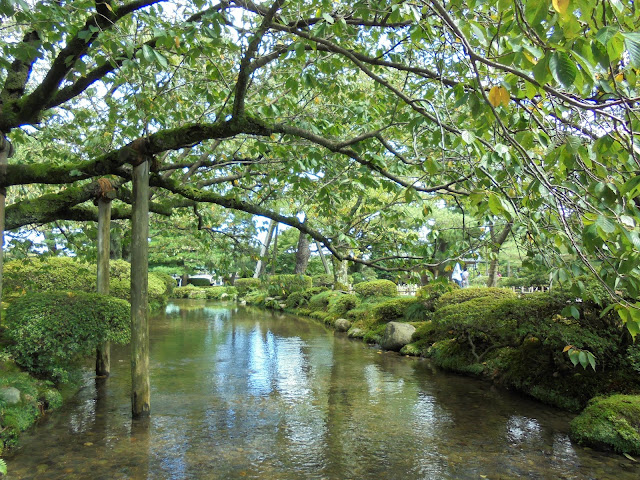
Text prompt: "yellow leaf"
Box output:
[[174, 36, 180, 49], [488, 86, 509, 107], [552, 0, 570, 14], [615, 73, 624, 82], [562, 345, 573, 353]]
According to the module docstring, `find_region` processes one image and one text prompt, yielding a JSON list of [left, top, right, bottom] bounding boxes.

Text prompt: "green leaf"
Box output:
[[578, 350, 587, 369], [461, 130, 475, 144], [154, 50, 169, 68], [488, 193, 505, 216], [568, 350, 580, 366], [623, 452, 637, 462], [549, 51, 577, 88], [587, 352, 596, 371], [142, 44, 154, 63], [595, 215, 616, 234], [322, 13, 334, 24], [622, 32, 640, 68]]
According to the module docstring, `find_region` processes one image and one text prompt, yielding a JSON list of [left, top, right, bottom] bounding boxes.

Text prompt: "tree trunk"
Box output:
[[253, 219, 276, 278], [332, 256, 348, 287], [294, 229, 310, 274], [0, 137, 12, 308], [315, 240, 331, 274], [131, 160, 150, 418], [486, 221, 513, 287], [270, 223, 279, 275], [96, 197, 112, 377]]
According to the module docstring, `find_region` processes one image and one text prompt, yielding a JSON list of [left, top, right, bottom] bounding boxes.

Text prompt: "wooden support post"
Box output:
[[131, 159, 150, 418], [96, 197, 112, 376]]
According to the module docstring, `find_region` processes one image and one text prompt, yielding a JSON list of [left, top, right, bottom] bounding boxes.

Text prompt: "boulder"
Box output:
[[347, 327, 365, 338], [334, 318, 351, 332], [0, 386, 21, 405], [381, 322, 416, 351]]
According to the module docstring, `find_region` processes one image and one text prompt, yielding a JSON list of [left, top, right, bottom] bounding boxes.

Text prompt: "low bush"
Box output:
[[187, 277, 212, 287], [308, 290, 342, 311], [151, 271, 176, 296], [172, 285, 207, 299], [2, 257, 170, 309], [570, 395, 640, 454], [330, 294, 360, 316], [312, 274, 334, 288], [266, 274, 312, 297], [416, 281, 458, 311], [434, 287, 515, 309], [371, 297, 420, 322], [235, 278, 262, 295], [5, 292, 131, 383], [353, 279, 397, 298]]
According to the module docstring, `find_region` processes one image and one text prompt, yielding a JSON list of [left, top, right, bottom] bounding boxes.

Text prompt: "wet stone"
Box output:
[[0, 386, 21, 404]]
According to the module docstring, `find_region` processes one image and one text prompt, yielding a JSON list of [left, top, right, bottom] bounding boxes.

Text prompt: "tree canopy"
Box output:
[[1, 0, 640, 332]]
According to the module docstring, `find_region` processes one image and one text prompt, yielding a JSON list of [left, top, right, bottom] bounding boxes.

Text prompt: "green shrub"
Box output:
[[330, 294, 360, 315], [416, 281, 458, 311], [266, 274, 312, 297], [312, 274, 334, 288], [151, 271, 176, 295], [187, 277, 212, 287], [204, 286, 236, 300], [2, 257, 168, 309], [235, 277, 262, 295], [434, 287, 515, 309], [172, 285, 207, 299], [2, 257, 94, 301], [353, 279, 397, 298], [308, 290, 341, 311], [5, 292, 131, 383], [570, 395, 640, 454], [371, 297, 420, 322], [285, 287, 329, 309]]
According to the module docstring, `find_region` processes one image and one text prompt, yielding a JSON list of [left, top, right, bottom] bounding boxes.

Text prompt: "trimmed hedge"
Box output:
[[330, 294, 360, 316], [371, 297, 420, 322], [5, 292, 131, 383], [2, 257, 170, 308], [285, 287, 329, 309], [235, 277, 262, 295], [353, 279, 397, 298], [266, 274, 312, 297], [434, 286, 515, 309]]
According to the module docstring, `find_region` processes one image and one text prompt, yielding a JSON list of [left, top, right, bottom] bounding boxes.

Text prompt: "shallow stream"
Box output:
[[5, 301, 639, 479]]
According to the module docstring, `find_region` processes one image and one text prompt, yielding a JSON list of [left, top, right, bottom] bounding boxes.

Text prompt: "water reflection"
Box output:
[[5, 301, 640, 480]]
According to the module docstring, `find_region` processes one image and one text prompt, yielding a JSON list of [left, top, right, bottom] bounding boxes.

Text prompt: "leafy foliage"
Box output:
[[234, 278, 262, 296], [265, 274, 312, 297], [371, 297, 421, 323], [5, 292, 131, 382], [353, 280, 397, 298], [434, 287, 515, 310]]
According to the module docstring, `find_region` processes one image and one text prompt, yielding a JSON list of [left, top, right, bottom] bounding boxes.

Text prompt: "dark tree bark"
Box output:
[[486, 221, 513, 287]]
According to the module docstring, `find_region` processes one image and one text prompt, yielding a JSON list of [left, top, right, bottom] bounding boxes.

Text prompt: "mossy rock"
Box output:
[[570, 394, 640, 454], [353, 279, 397, 298]]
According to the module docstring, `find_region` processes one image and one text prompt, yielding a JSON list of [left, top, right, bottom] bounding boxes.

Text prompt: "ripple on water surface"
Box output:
[[5, 301, 640, 480]]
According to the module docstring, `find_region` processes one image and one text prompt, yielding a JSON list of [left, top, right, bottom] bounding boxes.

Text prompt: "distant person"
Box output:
[[462, 268, 469, 288], [452, 263, 462, 287]]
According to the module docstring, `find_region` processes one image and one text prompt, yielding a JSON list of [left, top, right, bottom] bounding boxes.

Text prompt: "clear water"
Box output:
[[5, 301, 639, 479]]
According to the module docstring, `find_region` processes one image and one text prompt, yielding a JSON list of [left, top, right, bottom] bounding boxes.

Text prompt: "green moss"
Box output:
[[353, 279, 397, 298], [330, 294, 360, 316], [362, 324, 387, 344], [570, 395, 640, 454], [416, 281, 458, 311], [312, 274, 334, 288], [399, 342, 422, 356]]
